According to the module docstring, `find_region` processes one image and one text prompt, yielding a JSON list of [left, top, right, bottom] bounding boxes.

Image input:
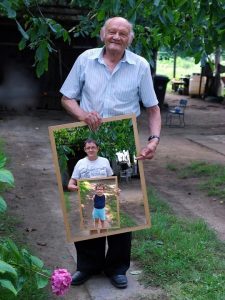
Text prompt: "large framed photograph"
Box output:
[[48, 114, 150, 242], [77, 177, 120, 234]]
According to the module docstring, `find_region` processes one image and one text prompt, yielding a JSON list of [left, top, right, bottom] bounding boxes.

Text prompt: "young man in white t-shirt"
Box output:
[[68, 139, 113, 192]]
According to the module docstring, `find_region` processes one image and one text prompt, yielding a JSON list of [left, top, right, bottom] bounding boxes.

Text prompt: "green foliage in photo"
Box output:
[[54, 118, 136, 173]]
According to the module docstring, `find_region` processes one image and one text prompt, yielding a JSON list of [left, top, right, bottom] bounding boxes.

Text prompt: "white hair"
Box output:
[[100, 17, 134, 46]]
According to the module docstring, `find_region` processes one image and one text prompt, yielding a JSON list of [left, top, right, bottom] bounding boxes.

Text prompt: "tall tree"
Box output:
[[1, 0, 225, 76]]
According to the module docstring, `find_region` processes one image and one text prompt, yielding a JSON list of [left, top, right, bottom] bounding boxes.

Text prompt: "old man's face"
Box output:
[[104, 18, 131, 55]]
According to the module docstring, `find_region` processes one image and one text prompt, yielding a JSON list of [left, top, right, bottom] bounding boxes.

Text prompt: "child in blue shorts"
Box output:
[[92, 183, 106, 228]]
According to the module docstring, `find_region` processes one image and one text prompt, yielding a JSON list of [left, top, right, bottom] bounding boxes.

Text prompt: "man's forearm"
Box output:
[[61, 96, 86, 121], [61, 95, 102, 130], [136, 105, 161, 160], [147, 105, 161, 137]]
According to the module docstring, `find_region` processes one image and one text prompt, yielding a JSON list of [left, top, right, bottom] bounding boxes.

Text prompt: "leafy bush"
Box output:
[[0, 151, 14, 213], [0, 144, 50, 297]]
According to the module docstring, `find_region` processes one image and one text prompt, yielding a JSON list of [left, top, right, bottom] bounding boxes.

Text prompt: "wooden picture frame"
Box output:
[[48, 114, 150, 242]]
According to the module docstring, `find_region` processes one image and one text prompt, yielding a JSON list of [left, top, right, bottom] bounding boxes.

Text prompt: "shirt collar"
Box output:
[[88, 47, 136, 65]]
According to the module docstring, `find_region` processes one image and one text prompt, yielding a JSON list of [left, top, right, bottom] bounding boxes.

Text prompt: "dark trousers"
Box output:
[[75, 232, 132, 275]]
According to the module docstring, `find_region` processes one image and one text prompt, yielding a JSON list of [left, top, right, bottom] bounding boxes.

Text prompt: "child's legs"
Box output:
[[93, 208, 106, 228], [99, 208, 106, 228], [94, 218, 100, 227], [92, 208, 100, 227], [100, 220, 105, 228]]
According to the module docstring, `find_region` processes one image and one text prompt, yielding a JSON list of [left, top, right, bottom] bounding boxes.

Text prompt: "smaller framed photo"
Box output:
[[77, 176, 120, 234]]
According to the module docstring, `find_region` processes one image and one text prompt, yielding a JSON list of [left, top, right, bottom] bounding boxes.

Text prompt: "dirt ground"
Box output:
[[1, 93, 225, 299]]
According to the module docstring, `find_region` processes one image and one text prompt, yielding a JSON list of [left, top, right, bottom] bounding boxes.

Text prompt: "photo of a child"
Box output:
[[77, 177, 120, 232], [92, 183, 106, 229]]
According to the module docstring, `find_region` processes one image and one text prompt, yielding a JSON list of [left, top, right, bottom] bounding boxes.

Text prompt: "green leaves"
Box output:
[[0, 147, 12, 212], [0, 279, 17, 296], [1, 2, 71, 77], [0, 147, 13, 212], [0, 0, 16, 18], [0, 260, 18, 294], [0, 154, 6, 169], [0, 260, 17, 277], [0, 145, 50, 296], [0, 169, 14, 187], [15, 16, 70, 77], [128, 0, 135, 6], [54, 118, 136, 169], [0, 239, 50, 295], [97, 10, 105, 21], [0, 196, 7, 213], [30, 254, 44, 269], [154, 0, 161, 7], [2, 0, 225, 75], [35, 273, 49, 289], [35, 41, 49, 78], [15, 20, 29, 40]]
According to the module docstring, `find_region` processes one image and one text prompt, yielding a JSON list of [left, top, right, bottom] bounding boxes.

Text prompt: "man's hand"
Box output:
[[68, 178, 78, 192], [61, 96, 102, 131], [82, 111, 102, 131], [68, 184, 78, 192], [136, 140, 158, 160]]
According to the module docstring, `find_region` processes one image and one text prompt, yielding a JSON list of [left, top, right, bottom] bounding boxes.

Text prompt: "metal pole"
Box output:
[[58, 49, 63, 84], [173, 52, 177, 78], [199, 69, 203, 97]]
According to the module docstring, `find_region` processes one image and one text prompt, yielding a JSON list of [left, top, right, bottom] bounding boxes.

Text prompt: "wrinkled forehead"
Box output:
[[106, 18, 131, 33]]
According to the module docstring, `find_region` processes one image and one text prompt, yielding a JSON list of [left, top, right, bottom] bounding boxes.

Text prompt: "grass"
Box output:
[[132, 162, 225, 299], [106, 195, 137, 228], [156, 55, 225, 95], [120, 210, 137, 228], [157, 56, 201, 80], [157, 54, 225, 80], [166, 163, 178, 172], [156, 56, 201, 92], [178, 161, 225, 199]]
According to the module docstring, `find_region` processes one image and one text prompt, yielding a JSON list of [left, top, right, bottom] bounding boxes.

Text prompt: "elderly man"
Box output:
[[60, 17, 161, 289]]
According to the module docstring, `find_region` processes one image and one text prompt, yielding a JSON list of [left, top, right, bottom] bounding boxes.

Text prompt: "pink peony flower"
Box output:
[[51, 268, 72, 296]]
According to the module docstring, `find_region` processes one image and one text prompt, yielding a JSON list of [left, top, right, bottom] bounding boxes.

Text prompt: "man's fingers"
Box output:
[[136, 155, 145, 160], [85, 112, 102, 131], [136, 146, 155, 160]]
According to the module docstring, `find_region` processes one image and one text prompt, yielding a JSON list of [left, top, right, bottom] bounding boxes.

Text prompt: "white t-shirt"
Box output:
[[72, 156, 113, 179]]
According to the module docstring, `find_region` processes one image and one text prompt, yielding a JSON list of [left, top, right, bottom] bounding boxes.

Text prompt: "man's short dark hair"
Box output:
[[84, 139, 98, 147]]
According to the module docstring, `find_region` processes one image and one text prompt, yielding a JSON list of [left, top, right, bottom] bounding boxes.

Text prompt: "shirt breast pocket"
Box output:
[[114, 75, 138, 102]]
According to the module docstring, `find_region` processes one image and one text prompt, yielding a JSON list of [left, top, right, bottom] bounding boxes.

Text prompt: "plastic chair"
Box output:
[[119, 168, 132, 183], [166, 99, 188, 127]]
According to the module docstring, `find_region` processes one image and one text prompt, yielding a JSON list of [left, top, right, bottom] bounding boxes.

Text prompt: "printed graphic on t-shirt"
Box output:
[[79, 167, 109, 178]]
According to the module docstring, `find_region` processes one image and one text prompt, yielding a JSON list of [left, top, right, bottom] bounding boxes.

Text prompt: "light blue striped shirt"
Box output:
[[60, 47, 158, 117]]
